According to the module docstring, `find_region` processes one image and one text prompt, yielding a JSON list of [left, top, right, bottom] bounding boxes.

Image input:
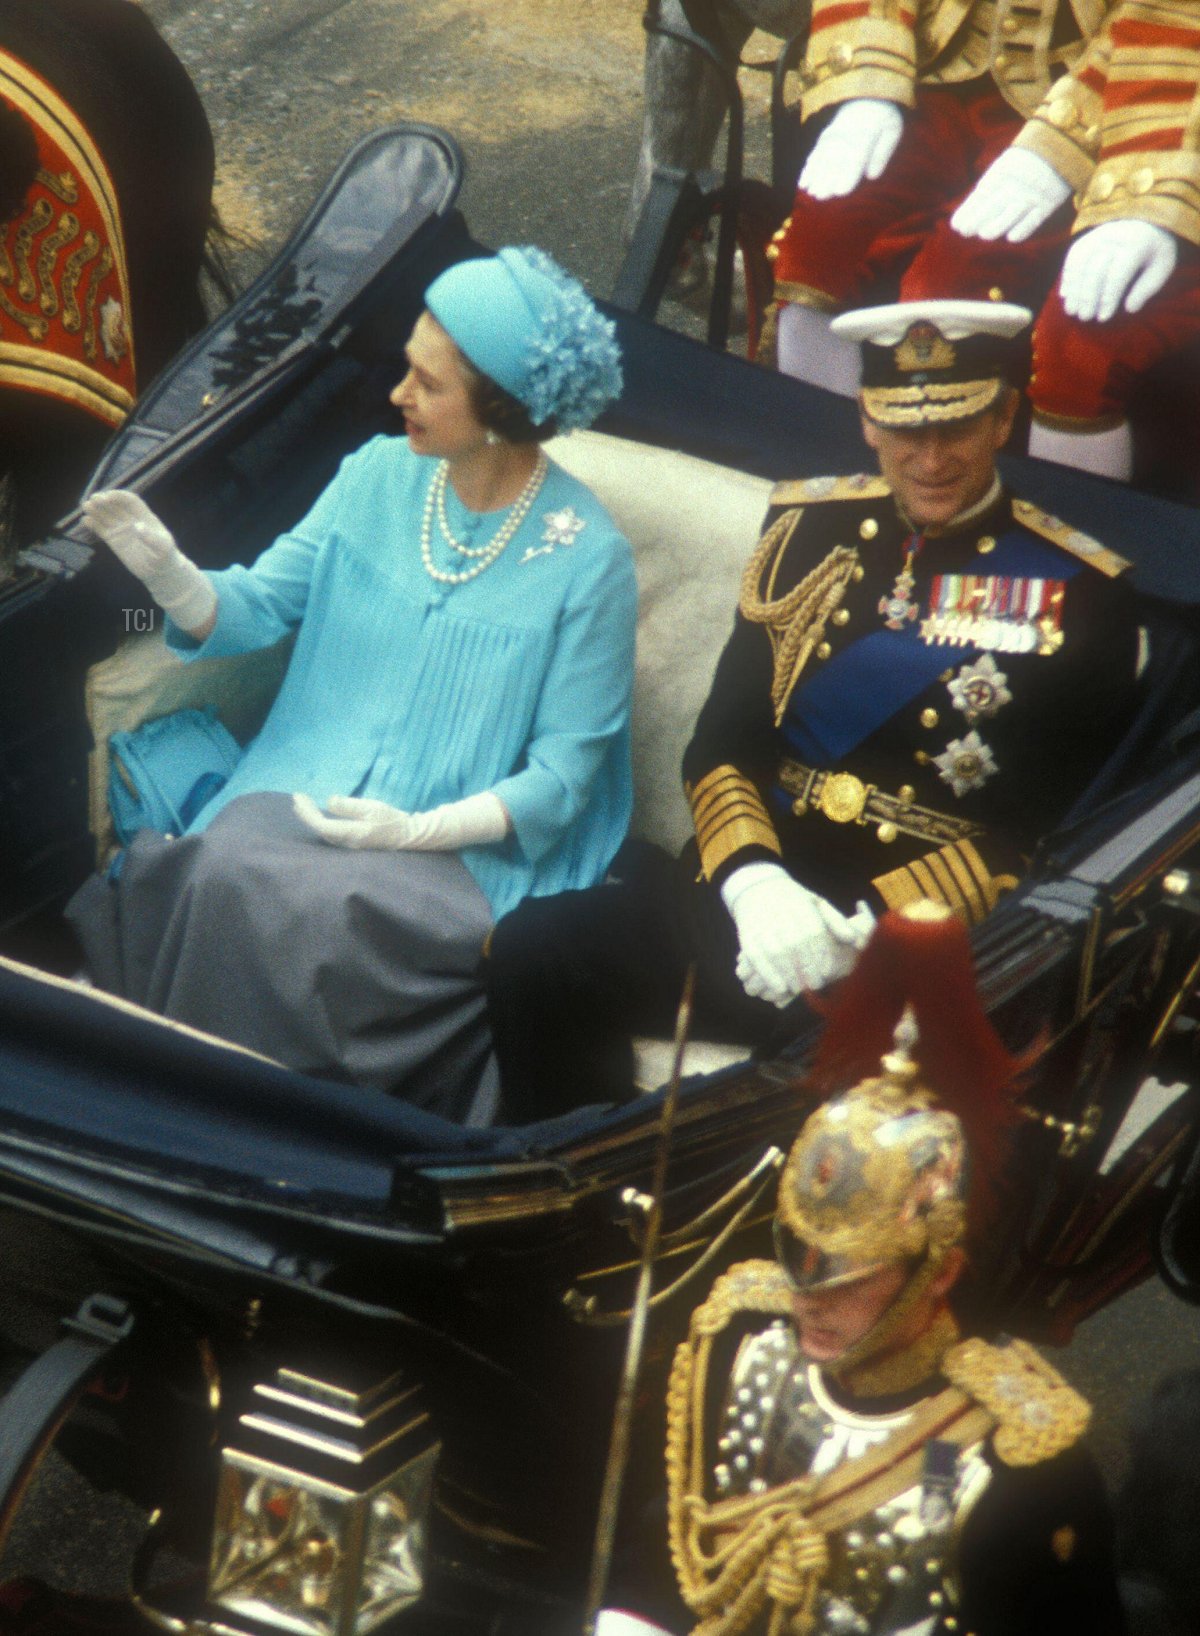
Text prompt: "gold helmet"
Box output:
[[773, 1006, 967, 1294], [772, 904, 1022, 1381]]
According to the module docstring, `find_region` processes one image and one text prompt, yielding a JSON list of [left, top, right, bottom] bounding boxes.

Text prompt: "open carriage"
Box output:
[[1, 125, 1200, 1635]]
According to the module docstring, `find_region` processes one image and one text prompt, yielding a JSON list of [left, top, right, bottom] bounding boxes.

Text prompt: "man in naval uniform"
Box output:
[[486, 299, 1142, 1115], [643, 905, 1125, 1636]]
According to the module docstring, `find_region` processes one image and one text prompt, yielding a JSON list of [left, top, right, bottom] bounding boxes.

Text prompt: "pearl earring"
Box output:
[[485, 429, 502, 446]]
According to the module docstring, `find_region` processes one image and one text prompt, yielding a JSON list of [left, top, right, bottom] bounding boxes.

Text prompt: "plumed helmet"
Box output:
[[774, 902, 1024, 1300], [774, 1006, 968, 1293]]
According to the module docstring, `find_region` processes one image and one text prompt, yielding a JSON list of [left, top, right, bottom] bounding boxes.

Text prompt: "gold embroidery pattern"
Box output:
[[61, 230, 101, 334], [942, 1336, 1092, 1466], [13, 197, 53, 302], [83, 243, 113, 363], [36, 167, 79, 205], [37, 212, 80, 316], [740, 518, 861, 726], [0, 283, 49, 340], [689, 766, 782, 882]]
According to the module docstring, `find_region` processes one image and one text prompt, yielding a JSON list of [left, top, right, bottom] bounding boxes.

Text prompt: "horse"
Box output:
[[0, 0, 217, 558], [626, 0, 810, 241]]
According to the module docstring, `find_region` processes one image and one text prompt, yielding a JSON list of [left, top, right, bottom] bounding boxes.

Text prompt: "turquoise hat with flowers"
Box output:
[[425, 246, 623, 433]]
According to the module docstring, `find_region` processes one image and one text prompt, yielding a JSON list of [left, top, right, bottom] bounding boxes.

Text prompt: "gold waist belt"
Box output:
[[777, 758, 985, 846]]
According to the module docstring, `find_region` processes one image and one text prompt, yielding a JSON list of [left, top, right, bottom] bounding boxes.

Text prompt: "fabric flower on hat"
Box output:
[[502, 245, 623, 432]]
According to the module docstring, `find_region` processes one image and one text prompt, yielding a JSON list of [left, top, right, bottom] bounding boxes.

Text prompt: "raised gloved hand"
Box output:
[[1059, 220, 1178, 321], [798, 99, 904, 200], [82, 489, 217, 633], [720, 861, 875, 1006], [950, 148, 1072, 242], [293, 790, 510, 852]]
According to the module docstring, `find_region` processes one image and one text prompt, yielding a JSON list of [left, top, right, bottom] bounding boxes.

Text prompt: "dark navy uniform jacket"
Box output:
[[683, 475, 1142, 921]]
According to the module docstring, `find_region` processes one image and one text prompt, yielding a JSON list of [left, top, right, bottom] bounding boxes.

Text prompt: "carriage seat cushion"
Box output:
[[545, 430, 773, 852], [84, 431, 774, 863]]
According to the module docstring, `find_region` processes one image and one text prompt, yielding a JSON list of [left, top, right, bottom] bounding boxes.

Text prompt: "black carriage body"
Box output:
[[1, 125, 1200, 1630]]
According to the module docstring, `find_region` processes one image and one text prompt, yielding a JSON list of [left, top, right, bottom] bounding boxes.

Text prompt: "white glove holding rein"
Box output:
[[293, 791, 511, 852], [798, 99, 905, 200], [950, 147, 1072, 242], [720, 860, 875, 1007], [82, 489, 217, 635]]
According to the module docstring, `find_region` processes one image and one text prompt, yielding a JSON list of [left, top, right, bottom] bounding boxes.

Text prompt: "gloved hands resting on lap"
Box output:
[[950, 147, 1072, 241], [1059, 220, 1178, 320], [720, 861, 875, 1007], [798, 99, 904, 200], [293, 791, 511, 852], [82, 489, 217, 636]]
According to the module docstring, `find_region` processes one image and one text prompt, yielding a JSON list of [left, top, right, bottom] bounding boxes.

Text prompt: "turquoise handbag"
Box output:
[[108, 707, 243, 844]]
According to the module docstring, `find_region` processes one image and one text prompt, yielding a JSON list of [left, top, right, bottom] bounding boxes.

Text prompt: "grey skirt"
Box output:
[[67, 792, 498, 1123]]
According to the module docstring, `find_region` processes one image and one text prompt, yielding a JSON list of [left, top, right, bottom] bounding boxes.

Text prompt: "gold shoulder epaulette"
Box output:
[[688, 1258, 794, 1339], [770, 474, 892, 508], [943, 1336, 1091, 1466], [1011, 498, 1131, 578]]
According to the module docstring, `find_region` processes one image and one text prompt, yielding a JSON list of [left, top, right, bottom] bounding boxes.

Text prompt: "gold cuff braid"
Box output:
[[871, 838, 1018, 926], [689, 766, 782, 881]]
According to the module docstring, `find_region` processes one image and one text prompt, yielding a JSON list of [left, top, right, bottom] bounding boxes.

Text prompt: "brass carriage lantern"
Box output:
[[208, 1363, 440, 1636]]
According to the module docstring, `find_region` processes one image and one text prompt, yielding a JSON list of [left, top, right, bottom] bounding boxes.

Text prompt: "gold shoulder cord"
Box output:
[[739, 513, 861, 727]]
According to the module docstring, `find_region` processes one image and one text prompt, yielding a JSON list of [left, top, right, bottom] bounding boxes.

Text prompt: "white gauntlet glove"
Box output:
[[950, 148, 1072, 242], [293, 791, 510, 852], [1059, 220, 1178, 320], [798, 99, 904, 200], [720, 861, 875, 1007], [82, 489, 217, 634]]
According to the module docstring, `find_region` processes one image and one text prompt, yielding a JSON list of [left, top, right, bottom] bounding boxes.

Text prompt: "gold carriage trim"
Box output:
[[689, 765, 781, 881], [1010, 498, 1130, 577], [860, 377, 1005, 427], [943, 1337, 1092, 1466], [0, 46, 136, 425], [871, 837, 1018, 926]]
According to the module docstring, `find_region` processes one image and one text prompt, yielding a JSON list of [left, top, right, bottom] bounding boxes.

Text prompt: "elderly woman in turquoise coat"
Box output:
[[69, 248, 635, 1123]]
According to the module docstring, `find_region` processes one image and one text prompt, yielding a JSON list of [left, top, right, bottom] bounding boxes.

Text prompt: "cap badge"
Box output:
[[895, 322, 955, 376]]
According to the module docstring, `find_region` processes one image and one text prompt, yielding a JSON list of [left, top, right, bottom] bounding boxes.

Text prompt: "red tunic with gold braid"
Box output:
[[769, 0, 1116, 323], [1018, 0, 1200, 426], [0, 45, 136, 429]]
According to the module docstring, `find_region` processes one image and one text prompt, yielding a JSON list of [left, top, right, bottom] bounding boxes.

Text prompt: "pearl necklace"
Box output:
[[421, 453, 548, 585]]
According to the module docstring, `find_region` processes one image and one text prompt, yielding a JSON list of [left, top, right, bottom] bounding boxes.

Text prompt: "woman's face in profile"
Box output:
[[391, 312, 487, 460]]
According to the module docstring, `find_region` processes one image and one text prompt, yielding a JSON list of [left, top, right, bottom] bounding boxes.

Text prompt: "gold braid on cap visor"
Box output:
[[860, 377, 1005, 427]]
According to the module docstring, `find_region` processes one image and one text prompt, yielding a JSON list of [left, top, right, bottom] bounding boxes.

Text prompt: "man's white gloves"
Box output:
[[950, 148, 1072, 242], [82, 489, 218, 634], [294, 790, 510, 852], [1059, 220, 1177, 320], [720, 861, 875, 1006], [799, 99, 904, 200]]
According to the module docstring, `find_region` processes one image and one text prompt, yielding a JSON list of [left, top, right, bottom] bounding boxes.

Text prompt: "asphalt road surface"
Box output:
[[1, 0, 1198, 1604]]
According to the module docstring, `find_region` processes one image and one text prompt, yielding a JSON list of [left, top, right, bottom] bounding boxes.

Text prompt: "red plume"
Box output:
[[808, 907, 1031, 1229]]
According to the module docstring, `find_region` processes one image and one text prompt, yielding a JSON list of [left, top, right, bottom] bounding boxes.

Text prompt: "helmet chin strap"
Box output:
[[826, 1252, 960, 1398]]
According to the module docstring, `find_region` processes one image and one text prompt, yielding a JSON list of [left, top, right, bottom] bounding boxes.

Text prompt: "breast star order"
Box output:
[[932, 730, 999, 798]]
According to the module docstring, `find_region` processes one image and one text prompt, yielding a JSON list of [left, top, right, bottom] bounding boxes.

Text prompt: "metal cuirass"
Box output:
[[713, 1321, 992, 1636]]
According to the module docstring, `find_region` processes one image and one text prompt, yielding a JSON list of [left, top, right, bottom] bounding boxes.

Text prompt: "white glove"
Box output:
[[595, 1615, 678, 1636], [82, 489, 217, 633], [293, 790, 510, 852], [1059, 220, 1178, 321], [798, 100, 904, 200], [950, 148, 1072, 242], [720, 861, 875, 1007]]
